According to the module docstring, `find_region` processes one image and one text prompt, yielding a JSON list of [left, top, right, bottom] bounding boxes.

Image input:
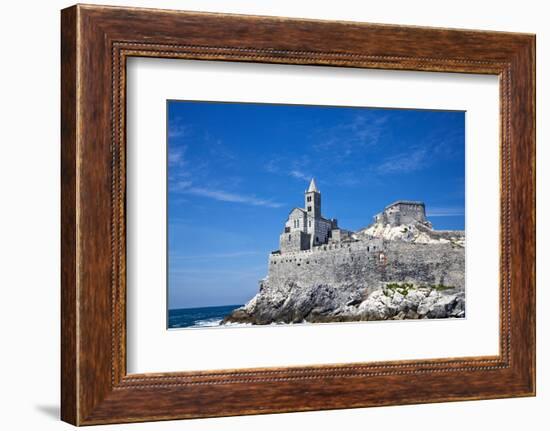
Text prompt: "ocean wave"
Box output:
[[192, 318, 223, 327], [191, 319, 253, 328]]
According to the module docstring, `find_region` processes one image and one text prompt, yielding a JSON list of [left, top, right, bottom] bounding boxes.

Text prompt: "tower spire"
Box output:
[[307, 178, 319, 193], [305, 178, 321, 220]]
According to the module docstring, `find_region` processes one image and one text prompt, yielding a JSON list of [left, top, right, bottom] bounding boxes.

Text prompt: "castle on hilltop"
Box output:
[[373, 200, 432, 228], [279, 179, 431, 254], [224, 179, 466, 325]]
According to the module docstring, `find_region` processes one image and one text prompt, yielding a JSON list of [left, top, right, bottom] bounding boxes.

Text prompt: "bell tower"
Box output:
[[305, 178, 321, 219]]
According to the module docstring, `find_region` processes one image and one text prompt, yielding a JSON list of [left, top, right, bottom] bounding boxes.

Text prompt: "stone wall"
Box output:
[[310, 217, 333, 247], [329, 228, 352, 243], [268, 239, 464, 294], [279, 230, 310, 253], [285, 208, 307, 233]]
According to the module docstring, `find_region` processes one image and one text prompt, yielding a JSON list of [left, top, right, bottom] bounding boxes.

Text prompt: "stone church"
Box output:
[[279, 179, 351, 253]]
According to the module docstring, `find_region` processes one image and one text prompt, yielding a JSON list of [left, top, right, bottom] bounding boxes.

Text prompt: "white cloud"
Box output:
[[265, 157, 313, 184], [264, 158, 280, 174], [169, 265, 267, 276], [426, 207, 465, 217], [172, 181, 283, 208], [168, 123, 189, 139], [312, 113, 389, 154], [376, 147, 428, 174], [170, 251, 263, 260], [289, 169, 311, 181], [168, 145, 187, 166]]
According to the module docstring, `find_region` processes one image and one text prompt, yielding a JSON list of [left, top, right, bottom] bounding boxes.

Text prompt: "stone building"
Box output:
[[373, 200, 432, 227], [279, 179, 348, 253]]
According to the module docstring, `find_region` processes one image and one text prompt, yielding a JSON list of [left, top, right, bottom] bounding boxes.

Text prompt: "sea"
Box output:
[[168, 304, 243, 329]]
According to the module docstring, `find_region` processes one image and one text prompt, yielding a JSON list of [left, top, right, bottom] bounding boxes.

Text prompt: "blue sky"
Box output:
[[167, 101, 465, 309]]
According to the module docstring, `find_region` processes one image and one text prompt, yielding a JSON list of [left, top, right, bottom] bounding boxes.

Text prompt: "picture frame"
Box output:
[[60, 4, 535, 425]]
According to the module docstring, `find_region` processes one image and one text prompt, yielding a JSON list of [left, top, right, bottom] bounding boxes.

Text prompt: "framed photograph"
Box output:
[[164, 101, 466, 330], [61, 4, 535, 425]]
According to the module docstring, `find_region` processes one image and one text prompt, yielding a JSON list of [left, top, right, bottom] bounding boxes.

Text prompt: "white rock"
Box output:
[[391, 291, 405, 305], [359, 221, 463, 246]]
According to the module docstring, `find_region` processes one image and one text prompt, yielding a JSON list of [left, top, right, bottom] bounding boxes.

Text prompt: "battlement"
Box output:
[[384, 200, 424, 210], [270, 237, 384, 262]]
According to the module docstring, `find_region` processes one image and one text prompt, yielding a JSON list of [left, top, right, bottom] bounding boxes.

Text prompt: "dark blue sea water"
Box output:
[[168, 304, 243, 329]]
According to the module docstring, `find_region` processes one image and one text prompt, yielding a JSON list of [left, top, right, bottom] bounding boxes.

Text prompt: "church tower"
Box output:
[[305, 178, 321, 219]]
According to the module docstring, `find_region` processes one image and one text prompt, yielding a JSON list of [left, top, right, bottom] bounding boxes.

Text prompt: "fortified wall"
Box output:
[[266, 239, 464, 294]]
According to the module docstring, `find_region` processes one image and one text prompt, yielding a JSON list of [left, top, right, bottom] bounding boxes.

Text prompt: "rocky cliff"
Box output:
[[223, 219, 465, 325]]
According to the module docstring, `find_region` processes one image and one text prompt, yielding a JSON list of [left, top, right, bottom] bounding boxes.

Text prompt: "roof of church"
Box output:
[[287, 207, 332, 224], [307, 178, 319, 193]]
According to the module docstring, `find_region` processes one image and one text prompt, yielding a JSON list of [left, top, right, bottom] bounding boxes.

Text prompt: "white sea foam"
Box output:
[[193, 318, 223, 327]]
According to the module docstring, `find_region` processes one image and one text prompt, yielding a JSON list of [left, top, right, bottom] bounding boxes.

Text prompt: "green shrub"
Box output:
[[385, 282, 415, 296]]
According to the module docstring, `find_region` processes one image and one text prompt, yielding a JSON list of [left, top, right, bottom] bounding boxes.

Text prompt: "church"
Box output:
[[279, 179, 351, 253]]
